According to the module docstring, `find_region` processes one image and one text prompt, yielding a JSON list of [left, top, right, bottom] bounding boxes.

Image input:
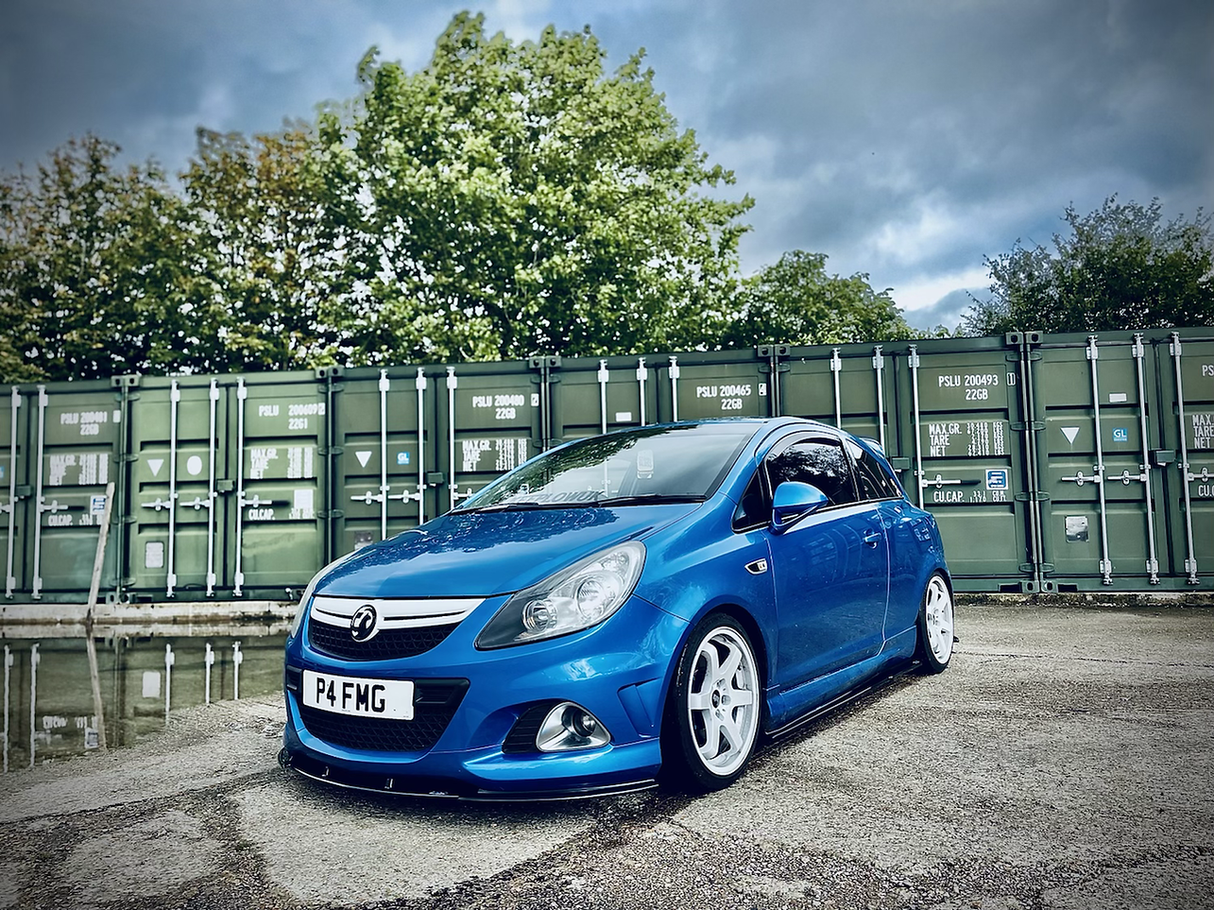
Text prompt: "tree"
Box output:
[[180, 127, 347, 372], [314, 12, 753, 363], [963, 197, 1214, 336], [722, 250, 913, 347], [0, 136, 194, 382]]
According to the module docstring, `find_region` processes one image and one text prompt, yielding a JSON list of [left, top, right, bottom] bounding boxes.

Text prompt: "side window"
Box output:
[[732, 469, 770, 531], [847, 439, 901, 501], [765, 438, 857, 506]]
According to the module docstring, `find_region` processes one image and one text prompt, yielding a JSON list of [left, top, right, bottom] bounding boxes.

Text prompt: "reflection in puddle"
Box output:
[[2, 626, 287, 773]]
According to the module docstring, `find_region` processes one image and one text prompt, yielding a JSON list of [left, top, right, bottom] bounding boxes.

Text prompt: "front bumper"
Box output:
[[281, 594, 687, 799]]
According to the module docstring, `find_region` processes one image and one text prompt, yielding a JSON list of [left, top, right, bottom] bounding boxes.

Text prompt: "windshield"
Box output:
[[456, 423, 756, 511]]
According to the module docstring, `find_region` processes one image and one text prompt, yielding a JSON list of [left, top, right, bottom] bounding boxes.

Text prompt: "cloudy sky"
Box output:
[[3, 0, 1211, 330]]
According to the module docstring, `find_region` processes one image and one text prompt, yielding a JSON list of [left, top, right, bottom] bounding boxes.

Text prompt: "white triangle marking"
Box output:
[[148, 458, 164, 477], [355, 450, 372, 468], [1061, 426, 1080, 445]]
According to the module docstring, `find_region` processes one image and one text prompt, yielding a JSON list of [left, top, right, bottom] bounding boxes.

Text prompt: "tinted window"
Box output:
[[847, 439, 901, 501], [766, 438, 857, 505]]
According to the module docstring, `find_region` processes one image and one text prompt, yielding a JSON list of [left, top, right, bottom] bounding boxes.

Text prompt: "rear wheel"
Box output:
[[661, 613, 761, 792], [915, 572, 954, 673]]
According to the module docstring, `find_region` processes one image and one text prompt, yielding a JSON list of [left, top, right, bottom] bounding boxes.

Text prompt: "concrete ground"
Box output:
[[0, 601, 1210, 909]]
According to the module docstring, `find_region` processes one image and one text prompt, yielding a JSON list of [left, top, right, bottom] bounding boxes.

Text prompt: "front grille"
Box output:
[[308, 620, 457, 661], [298, 679, 469, 753]]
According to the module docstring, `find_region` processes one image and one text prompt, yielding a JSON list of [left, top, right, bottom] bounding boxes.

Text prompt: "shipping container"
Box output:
[[4, 330, 1212, 602]]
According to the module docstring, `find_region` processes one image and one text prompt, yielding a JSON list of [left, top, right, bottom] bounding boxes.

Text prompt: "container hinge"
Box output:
[[120, 453, 140, 463], [318, 509, 345, 520], [1040, 563, 1055, 573], [1018, 562, 1035, 574], [1004, 352, 1019, 363]]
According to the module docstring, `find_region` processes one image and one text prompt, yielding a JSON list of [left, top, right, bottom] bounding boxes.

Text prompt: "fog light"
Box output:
[[536, 701, 610, 752]]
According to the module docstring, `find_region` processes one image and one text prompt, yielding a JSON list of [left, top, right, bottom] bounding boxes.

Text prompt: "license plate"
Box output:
[[302, 670, 415, 720]]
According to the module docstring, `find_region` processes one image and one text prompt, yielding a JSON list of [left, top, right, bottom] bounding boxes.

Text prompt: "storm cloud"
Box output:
[[3, 0, 1210, 330]]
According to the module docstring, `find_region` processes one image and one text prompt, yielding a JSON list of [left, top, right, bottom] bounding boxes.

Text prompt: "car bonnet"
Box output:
[[311, 502, 701, 599]]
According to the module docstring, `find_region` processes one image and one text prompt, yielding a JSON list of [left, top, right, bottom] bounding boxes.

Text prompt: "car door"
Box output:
[[765, 434, 890, 690], [844, 437, 921, 635]]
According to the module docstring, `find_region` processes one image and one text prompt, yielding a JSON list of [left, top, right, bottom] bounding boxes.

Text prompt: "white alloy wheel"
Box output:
[[685, 625, 760, 778], [921, 573, 954, 669]]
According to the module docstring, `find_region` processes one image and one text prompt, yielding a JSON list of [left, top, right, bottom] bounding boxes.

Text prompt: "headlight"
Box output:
[[475, 541, 645, 649], [288, 549, 361, 640]]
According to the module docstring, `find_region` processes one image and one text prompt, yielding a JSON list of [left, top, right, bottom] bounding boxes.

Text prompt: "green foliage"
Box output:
[[0, 136, 193, 381], [180, 127, 347, 371], [0, 15, 938, 382], [316, 13, 753, 362], [723, 250, 913, 347], [964, 197, 1214, 336]]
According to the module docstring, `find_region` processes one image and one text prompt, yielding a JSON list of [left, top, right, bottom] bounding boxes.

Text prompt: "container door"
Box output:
[[654, 351, 771, 423], [1034, 335, 1163, 589], [895, 341, 1034, 590], [2, 388, 27, 598], [436, 363, 542, 513], [1161, 333, 1214, 588], [127, 378, 227, 597], [28, 384, 122, 598], [228, 375, 327, 596], [781, 344, 898, 451], [549, 356, 660, 443], [335, 367, 437, 554]]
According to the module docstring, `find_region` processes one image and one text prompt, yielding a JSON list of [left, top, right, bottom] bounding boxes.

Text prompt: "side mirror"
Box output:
[[771, 481, 829, 533]]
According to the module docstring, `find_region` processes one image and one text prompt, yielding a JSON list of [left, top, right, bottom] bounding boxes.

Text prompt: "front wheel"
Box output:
[[915, 572, 954, 673], [660, 613, 761, 792]]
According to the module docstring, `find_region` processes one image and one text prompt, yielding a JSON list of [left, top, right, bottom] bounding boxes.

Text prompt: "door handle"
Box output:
[[862, 530, 881, 548]]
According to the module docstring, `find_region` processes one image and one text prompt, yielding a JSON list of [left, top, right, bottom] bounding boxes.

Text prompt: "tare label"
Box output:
[[920, 420, 1008, 458], [460, 437, 529, 474], [1190, 412, 1214, 450]]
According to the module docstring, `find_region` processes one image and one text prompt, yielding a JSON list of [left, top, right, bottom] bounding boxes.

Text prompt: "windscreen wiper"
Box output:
[[592, 494, 706, 507]]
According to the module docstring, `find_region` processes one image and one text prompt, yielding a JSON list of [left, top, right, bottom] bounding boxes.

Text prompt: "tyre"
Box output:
[[914, 572, 954, 673], [660, 613, 761, 792]]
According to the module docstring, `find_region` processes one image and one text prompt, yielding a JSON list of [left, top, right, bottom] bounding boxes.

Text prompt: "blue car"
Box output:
[[281, 418, 953, 799]]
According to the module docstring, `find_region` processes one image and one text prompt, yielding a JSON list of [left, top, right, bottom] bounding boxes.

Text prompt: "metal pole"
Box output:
[[204, 642, 215, 704], [872, 347, 886, 452], [379, 370, 390, 540], [29, 643, 39, 768], [83, 481, 115, 750], [3, 645, 11, 773], [164, 643, 174, 726], [234, 379, 247, 596], [1132, 335, 1160, 584], [232, 642, 243, 700], [415, 368, 427, 524], [31, 387, 48, 599], [831, 348, 843, 428], [909, 346, 924, 509], [206, 379, 218, 596], [166, 381, 180, 596], [4, 387, 20, 598], [1087, 337, 1113, 584], [447, 367, 459, 512], [1171, 333, 1200, 583], [637, 359, 647, 426], [668, 357, 680, 422], [598, 360, 609, 434]]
